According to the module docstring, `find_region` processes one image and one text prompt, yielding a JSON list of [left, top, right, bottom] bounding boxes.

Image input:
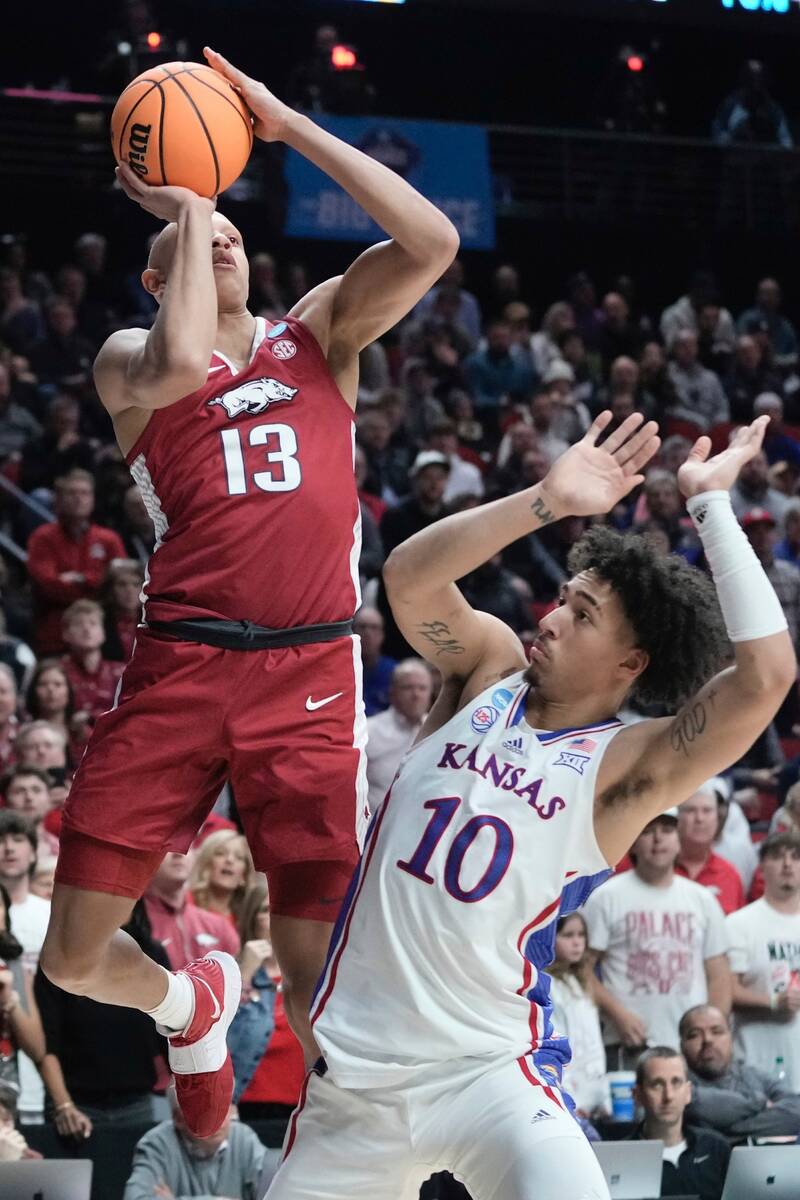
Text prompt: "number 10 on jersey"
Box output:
[[220, 422, 302, 494]]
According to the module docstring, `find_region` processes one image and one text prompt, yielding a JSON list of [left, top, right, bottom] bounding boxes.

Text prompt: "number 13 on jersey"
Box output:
[[220, 422, 302, 494]]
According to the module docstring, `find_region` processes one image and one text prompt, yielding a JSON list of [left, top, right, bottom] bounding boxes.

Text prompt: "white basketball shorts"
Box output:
[[264, 1051, 610, 1200]]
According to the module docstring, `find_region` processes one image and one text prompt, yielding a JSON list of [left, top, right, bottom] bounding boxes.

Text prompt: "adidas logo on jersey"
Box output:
[[530, 1108, 555, 1124], [502, 736, 525, 756], [209, 377, 298, 419]]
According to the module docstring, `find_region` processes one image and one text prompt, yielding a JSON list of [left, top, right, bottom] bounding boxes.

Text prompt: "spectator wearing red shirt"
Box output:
[[60, 600, 123, 721], [26, 468, 126, 655], [232, 885, 305, 1123], [143, 851, 239, 972], [676, 783, 745, 915]]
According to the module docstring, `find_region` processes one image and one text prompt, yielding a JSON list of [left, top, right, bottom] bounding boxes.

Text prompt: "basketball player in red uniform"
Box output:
[[40, 47, 459, 1136]]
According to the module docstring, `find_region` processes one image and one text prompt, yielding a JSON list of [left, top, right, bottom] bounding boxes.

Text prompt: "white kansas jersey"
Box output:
[[311, 671, 623, 1089]]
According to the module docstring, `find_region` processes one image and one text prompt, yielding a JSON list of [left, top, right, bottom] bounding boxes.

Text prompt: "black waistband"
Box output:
[[145, 617, 354, 651]]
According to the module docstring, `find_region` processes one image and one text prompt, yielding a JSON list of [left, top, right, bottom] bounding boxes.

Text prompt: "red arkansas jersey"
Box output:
[[125, 316, 361, 629]]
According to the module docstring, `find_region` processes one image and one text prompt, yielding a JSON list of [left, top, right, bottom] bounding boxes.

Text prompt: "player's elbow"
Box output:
[[383, 546, 411, 599]]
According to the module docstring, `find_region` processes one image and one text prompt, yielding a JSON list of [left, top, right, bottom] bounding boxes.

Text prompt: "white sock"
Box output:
[[146, 970, 195, 1034]]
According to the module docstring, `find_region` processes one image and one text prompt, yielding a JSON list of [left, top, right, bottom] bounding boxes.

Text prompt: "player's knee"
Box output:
[[40, 929, 104, 996]]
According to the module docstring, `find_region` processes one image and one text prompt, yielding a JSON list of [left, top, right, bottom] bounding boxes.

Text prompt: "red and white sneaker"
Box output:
[[160, 951, 241, 1138]]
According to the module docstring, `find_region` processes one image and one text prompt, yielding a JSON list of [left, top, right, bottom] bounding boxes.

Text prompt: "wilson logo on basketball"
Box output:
[[127, 123, 152, 177], [208, 377, 298, 419]]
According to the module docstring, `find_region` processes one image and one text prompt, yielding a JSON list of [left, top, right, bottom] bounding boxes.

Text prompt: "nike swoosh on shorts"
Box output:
[[306, 692, 344, 711]]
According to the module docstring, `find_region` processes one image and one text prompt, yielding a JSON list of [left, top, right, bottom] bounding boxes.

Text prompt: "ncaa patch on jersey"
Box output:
[[271, 339, 297, 360], [471, 704, 499, 733], [268, 321, 288, 339], [491, 687, 514, 711]]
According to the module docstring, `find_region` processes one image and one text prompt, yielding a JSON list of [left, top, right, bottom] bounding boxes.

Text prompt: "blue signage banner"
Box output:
[[284, 114, 495, 250]]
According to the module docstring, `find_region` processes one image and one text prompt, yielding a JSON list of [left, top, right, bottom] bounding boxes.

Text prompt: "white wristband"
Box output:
[[686, 490, 788, 643]]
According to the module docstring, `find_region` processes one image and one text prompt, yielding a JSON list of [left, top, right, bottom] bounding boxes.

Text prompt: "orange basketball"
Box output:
[[111, 62, 253, 198]]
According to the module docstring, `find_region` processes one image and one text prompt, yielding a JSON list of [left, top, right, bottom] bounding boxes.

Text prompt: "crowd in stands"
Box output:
[[1, 225, 800, 1197]]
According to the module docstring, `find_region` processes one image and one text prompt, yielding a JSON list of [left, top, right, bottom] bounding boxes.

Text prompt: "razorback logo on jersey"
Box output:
[[208, 377, 298, 419]]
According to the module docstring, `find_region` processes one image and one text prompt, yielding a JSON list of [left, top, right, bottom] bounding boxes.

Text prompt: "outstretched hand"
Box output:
[[677, 415, 769, 499], [203, 48, 292, 142], [540, 412, 660, 519]]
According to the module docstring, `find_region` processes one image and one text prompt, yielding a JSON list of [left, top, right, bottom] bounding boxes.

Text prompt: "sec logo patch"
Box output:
[[471, 705, 499, 733], [271, 339, 297, 360]]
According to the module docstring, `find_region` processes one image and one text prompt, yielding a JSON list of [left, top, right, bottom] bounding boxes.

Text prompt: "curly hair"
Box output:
[[567, 525, 730, 710]]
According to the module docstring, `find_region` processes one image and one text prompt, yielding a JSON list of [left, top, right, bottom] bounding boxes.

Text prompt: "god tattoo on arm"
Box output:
[[416, 620, 465, 657]]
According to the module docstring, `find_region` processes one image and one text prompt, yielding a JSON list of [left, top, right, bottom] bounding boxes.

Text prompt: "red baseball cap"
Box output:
[[742, 507, 776, 529]]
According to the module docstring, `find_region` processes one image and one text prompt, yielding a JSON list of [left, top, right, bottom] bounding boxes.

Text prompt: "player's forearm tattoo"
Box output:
[[670, 700, 709, 758], [530, 496, 555, 525], [416, 620, 465, 656]]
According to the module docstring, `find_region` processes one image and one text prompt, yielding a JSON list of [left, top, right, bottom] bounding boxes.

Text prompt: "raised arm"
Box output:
[[383, 412, 660, 690], [594, 418, 796, 864], [94, 167, 217, 416], [204, 49, 459, 362]]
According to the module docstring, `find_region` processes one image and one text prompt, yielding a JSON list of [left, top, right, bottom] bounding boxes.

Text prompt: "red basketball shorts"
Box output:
[[56, 630, 368, 914]]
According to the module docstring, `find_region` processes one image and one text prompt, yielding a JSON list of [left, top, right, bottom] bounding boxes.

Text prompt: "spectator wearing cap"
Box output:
[[730, 450, 792, 531], [775, 503, 800, 568], [353, 606, 396, 717], [753, 393, 800, 468], [143, 851, 239, 972], [463, 320, 537, 436], [584, 809, 731, 1071], [427, 419, 484, 503], [742, 507, 800, 645], [667, 331, 730, 432], [631, 1046, 730, 1200], [378, 451, 450, 657], [675, 784, 745, 915], [726, 831, 800, 1089], [681, 1003, 800, 1140], [366, 659, 432, 812], [738, 277, 799, 372], [26, 468, 126, 655], [542, 359, 591, 444], [724, 335, 783, 425]]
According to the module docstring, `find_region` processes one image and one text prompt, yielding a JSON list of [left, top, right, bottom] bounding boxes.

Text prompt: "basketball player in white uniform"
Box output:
[[266, 411, 794, 1200]]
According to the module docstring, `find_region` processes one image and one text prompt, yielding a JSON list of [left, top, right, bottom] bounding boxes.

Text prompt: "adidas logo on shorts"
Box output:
[[530, 1108, 555, 1124]]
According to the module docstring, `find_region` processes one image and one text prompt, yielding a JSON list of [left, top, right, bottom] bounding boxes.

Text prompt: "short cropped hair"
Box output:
[[636, 1045, 687, 1086], [567, 526, 730, 708]]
